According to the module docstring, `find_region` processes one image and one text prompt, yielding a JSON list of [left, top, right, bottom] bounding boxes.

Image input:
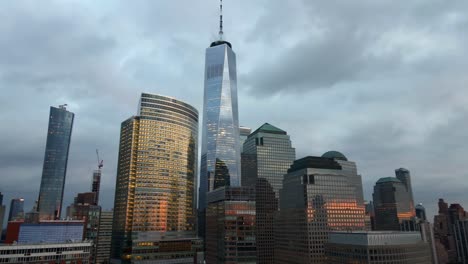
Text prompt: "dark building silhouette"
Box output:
[[416, 203, 427, 221], [241, 123, 295, 264], [8, 198, 24, 222], [205, 186, 256, 264], [37, 105, 74, 220], [373, 175, 416, 231], [275, 154, 365, 263], [434, 199, 468, 263]]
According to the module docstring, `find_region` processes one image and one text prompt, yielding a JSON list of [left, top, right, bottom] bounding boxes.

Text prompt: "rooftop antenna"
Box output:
[[219, 0, 224, 40]]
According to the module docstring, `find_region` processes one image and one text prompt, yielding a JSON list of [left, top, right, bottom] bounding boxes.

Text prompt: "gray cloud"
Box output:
[[0, 0, 467, 221]]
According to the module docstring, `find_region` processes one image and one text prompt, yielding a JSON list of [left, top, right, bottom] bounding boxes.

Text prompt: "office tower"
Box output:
[[365, 201, 375, 230], [434, 199, 468, 263], [37, 105, 74, 220], [198, 0, 241, 238], [66, 192, 101, 261], [95, 210, 113, 264], [92, 170, 101, 205], [205, 186, 256, 263], [0, 242, 93, 263], [395, 168, 415, 216], [373, 177, 416, 231], [0, 193, 5, 238], [111, 93, 200, 263], [8, 198, 25, 222], [416, 203, 427, 221], [325, 231, 432, 263], [239, 126, 251, 152], [275, 153, 365, 263], [241, 123, 295, 263]]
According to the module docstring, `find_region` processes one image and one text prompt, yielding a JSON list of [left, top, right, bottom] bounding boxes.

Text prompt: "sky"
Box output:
[[0, 0, 467, 221]]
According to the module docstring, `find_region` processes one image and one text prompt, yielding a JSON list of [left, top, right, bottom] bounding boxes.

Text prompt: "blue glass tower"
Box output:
[[198, 2, 241, 237], [37, 105, 74, 220], [8, 198, 24, 221]]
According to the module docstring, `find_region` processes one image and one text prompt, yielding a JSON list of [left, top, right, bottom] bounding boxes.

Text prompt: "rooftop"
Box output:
[[321, 151, 348, 161], [328, 231, 423, 246], [250, 123, 287, 136], [376, 177, 402, 184], [288, 156, 342, 173]]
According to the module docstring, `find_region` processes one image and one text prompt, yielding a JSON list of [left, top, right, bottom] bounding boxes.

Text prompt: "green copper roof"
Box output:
[[322, 151, 348, 161], [250, 123, 287, 136], [376, 177, 402, 184]]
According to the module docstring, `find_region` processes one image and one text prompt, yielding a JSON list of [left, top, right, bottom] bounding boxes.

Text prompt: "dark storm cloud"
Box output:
[[242, 0, 468, 94]]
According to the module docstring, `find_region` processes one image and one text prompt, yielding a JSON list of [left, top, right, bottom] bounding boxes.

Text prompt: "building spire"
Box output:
[[219, 0, 224, 40]]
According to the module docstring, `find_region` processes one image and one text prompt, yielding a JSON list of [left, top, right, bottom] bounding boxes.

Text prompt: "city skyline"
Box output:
[[1, 1, 468, 222]]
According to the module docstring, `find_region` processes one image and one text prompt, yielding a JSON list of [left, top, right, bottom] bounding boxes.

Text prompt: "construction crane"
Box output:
[[96, 149, 103, 170]]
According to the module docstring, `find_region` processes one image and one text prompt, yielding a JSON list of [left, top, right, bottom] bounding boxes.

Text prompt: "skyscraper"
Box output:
[[239, 126, 251, 152], [95, 210, 113, 264], [8, 198, 24, 222], [275, 153, 365, 263], [37, 105, 74, 220], [92, 170, 101, 205], [416, 203, 427, 221], [434, 199, 468, 263], [198, 0, 241, 238], [111, 93, 200, 263], [241, 123, 295, 263], [372, 176, 416, 231], [395, 168, 415, 215]]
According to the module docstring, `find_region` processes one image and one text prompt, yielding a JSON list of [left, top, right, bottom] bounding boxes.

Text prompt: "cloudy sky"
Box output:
[[1, 0, 467, 220]]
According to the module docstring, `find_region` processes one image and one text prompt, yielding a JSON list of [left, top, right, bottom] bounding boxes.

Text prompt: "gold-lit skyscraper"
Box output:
[[111, 93, 201, 263]]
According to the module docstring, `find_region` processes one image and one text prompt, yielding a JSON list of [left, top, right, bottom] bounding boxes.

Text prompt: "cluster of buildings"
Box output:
[[1, 2, 467, 264]]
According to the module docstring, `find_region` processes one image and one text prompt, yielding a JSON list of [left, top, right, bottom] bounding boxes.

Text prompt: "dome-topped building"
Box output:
[[322, 151, 348, 161]]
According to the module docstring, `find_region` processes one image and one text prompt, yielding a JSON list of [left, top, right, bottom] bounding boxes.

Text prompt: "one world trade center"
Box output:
[[198, 0, 241, 237]]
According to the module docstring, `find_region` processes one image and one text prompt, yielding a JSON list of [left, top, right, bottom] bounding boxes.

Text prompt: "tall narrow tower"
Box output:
[[198, 0, 241, 237], [37, 105, 74, 220]]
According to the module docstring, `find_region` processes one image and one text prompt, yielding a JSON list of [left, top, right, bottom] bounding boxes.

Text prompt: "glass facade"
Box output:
[[325, 231, 432, 264], [205, 186, 256, 264], [95, 210, 113, 264], [275, 155, 366, 263], [199, 41, 241, 234], [372, 177, 416, 231], [111, 93, 199, 262], [17, 221, 85, 243], [37, 105, 74, 220], [8, 198, 24, 222], [241, 123, 295, 264]]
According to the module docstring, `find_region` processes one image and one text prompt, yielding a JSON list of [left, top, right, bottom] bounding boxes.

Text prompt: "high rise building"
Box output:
[[416, 203, 427, 221], [92, 169, 101, 205], [325, 231, 432, 263], [372, 176, 416, 231], [275, 153, 366, 263], [66, 192, 101, 261], [241, 123, 295, 263], [239, 126, 251, 152], [95, 210, 113, 264], [37, 105, 74, 220], [205, 186, 256, 263], [8, 198, 24, 222], [434, 199, 468, 263], [198, 0, 241, 238], [395, 168, 415, 214], [365, 201, 376, 231], [111, 93, 200, 263]]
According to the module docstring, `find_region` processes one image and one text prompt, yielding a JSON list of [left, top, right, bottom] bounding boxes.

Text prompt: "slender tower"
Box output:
[[198, 0, 241, 237], [37, 105, 74, 220]]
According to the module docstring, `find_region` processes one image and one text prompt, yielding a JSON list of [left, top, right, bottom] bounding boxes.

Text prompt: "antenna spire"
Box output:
[[219, 0, 224, 40]]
